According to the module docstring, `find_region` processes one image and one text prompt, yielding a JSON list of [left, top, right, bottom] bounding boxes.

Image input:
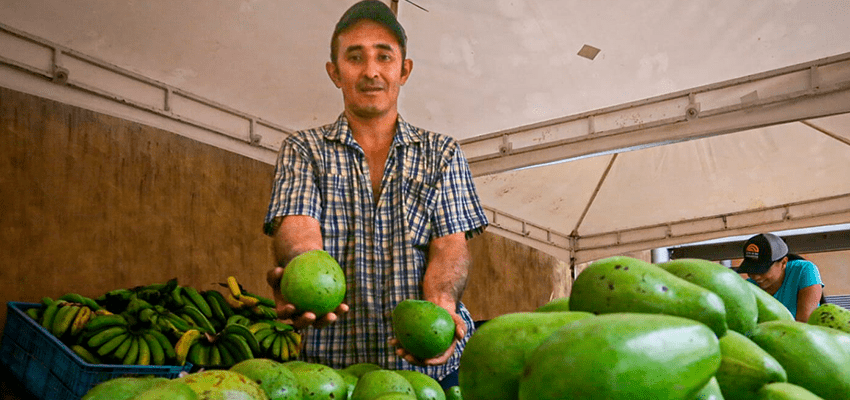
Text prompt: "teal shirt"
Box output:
[[748, 259, 824, 317]]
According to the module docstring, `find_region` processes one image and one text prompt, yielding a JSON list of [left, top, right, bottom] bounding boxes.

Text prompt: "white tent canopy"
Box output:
[[2, 0, 849, 267]]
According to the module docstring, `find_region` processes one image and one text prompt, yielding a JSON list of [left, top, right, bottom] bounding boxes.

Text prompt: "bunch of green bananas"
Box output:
[[174, 322, 262, 368], [249, 320, 302, 363], [78, 313, 176, 366]]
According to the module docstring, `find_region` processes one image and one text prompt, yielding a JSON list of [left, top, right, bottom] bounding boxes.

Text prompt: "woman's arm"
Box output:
[[796, 284, 823, 322]]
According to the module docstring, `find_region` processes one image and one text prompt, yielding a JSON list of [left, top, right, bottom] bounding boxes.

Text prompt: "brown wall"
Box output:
[[0, 87, 566, 335], [0, 87, 278, 333]]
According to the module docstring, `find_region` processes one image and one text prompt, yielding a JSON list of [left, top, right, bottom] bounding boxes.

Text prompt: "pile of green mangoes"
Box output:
[[458, 256, 850, 400], [24, 276, 300, 368], [82, 358, 463, 400]]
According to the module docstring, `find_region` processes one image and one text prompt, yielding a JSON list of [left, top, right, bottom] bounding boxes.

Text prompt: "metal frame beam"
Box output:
[[462, 53, 850, 177]]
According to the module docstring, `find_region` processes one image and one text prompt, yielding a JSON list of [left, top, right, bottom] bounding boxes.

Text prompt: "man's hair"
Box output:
[[330, 0, 407, 64]]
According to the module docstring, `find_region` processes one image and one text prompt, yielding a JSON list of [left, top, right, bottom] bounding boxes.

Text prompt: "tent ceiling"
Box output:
[[2, 0, 849, 264]]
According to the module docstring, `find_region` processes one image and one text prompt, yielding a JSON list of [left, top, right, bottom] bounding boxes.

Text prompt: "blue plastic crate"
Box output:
[[0, 301, 192, 400]]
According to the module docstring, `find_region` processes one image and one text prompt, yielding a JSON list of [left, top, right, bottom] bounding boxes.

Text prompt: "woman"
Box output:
[[736, 233, 824, 322]]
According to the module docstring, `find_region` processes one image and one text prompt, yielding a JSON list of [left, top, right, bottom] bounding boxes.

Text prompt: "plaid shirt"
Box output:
[[263, 114, 488, 379]]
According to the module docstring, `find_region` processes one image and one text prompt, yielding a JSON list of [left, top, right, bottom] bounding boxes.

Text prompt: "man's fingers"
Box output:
[[266, 267, 283, 288]]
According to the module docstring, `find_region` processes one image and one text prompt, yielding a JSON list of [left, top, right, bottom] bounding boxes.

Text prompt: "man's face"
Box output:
[[327, 20, 412, 119]]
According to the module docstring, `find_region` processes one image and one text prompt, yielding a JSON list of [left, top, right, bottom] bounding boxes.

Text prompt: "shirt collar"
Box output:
[[324, 113, 425, 147]]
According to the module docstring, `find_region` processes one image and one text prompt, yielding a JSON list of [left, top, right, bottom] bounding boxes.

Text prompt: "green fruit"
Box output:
[[230, 358, 301, 400], [658, 258, 758, 335], [569, 256, 728, 337], [395, 370, 445, 400], [748, 320, 850, 400], [373, 395, 418, 400], [131, 380, 199, 400], [747, 282, 794, 323], [693, 377, 723, 400], [337, 368, 359, 399], [458, 311, 593, 400], [351, 370, 416, 400], [343, 362, 383, 377], [533, 297, 570, 312], [82, 377, 169, 400], [715, 330, 786, 399], [445, 386, 462, 400], [807, 303, 850, 333], [176, 370, 268, 400], [287, 362, 348, 400], [757, 382, 825, 400], [279, 250, 346, 316], [392, 299, 455, 360], [518, 313, 721, 400]]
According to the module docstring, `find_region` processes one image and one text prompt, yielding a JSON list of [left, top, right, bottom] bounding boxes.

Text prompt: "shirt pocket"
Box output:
[[402, 177, 438, 248], [320, 174, 353, 239]]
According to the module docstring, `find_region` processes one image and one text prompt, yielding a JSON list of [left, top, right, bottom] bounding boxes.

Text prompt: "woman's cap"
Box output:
[[737, 233, 789, 274]]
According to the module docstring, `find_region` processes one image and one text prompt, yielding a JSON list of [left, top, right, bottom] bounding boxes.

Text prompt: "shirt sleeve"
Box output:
[[432, 144, 489, 239], [796, 260, 824, 289], [263, 136, 322, 236]]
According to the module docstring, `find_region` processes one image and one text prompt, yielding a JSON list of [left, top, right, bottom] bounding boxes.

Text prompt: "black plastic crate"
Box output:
[[0, 302, 192, 400]]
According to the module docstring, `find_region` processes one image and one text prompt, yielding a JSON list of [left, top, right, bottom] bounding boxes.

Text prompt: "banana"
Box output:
[[204, 289, 235, 321], [181, 305, 216, 333], [161, 313, 194, 334], [40, 299, 66, 331], [170, 284, 186, 308], [87, 325, 129, 348], [25, 307, 41, 321], [175, 329, 202, 366], [71, 344, 101, 364], [93, 309, 113, 316], [84, 313, 128, 333], [182, 286, 213, 319], [254, 327, 276, 351], [138, 307, 157, 324], [122, 336, 140, 365], [69, 306, 92, 337], [112, 332, 135, 361], [222, 323, 261, 356], [58, 293, 87, 304], [248, 321, 272, 334], [96, 332, 130, 357], [203, 290, 227, 324], [52, 305, 81, 337], [41, 296, 55, 306], [251, 305, 278, 320], [239, 295, 261, 308], [136, 333, 151, 365], [259, 329, 277, 354], [147, 329, 176, 362], [222, 333, 254, 362], [226, 314, 251, 327], [217, 341, 236, 367], [284, 331, 301, 359], [270, 320, 294, 332], [208, 342, 222, 366], [272, 334, 289, 361], [241, 290, 276, 308], [224, 293, 245, 309], [226, 276, 243, 297]]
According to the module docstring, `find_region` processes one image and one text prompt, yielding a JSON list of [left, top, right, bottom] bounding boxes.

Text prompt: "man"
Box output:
[[262, 0, 488, 387], [736, 233, 824, 322]]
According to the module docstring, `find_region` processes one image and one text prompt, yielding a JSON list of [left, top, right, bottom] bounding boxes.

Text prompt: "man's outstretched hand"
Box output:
[[390, 311, 466, 367], [266, 266, 349, 329]]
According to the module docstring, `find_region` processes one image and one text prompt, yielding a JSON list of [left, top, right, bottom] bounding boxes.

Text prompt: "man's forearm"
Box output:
[[272, 215, 324, 267], [422, 232, 471, 309]]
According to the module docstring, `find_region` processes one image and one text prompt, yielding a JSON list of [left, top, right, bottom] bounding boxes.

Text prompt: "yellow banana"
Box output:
[[277, 334, 292, 361], [175, 329, 202, 366], [69, 306, 92, 337], [226, 276, 243, 297], [284, 331, 301, 359], [239, 295, 261, 307], [224, 293, 245, 309], [94, 309, 113, 316]]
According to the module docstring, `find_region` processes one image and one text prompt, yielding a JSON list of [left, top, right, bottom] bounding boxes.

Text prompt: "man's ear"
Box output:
[[326, 61, 342, 88], [400, 59, 413, 85]]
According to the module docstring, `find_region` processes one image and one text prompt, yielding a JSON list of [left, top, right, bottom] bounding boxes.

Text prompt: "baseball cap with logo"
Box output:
[[737, 233, 789, 274]]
